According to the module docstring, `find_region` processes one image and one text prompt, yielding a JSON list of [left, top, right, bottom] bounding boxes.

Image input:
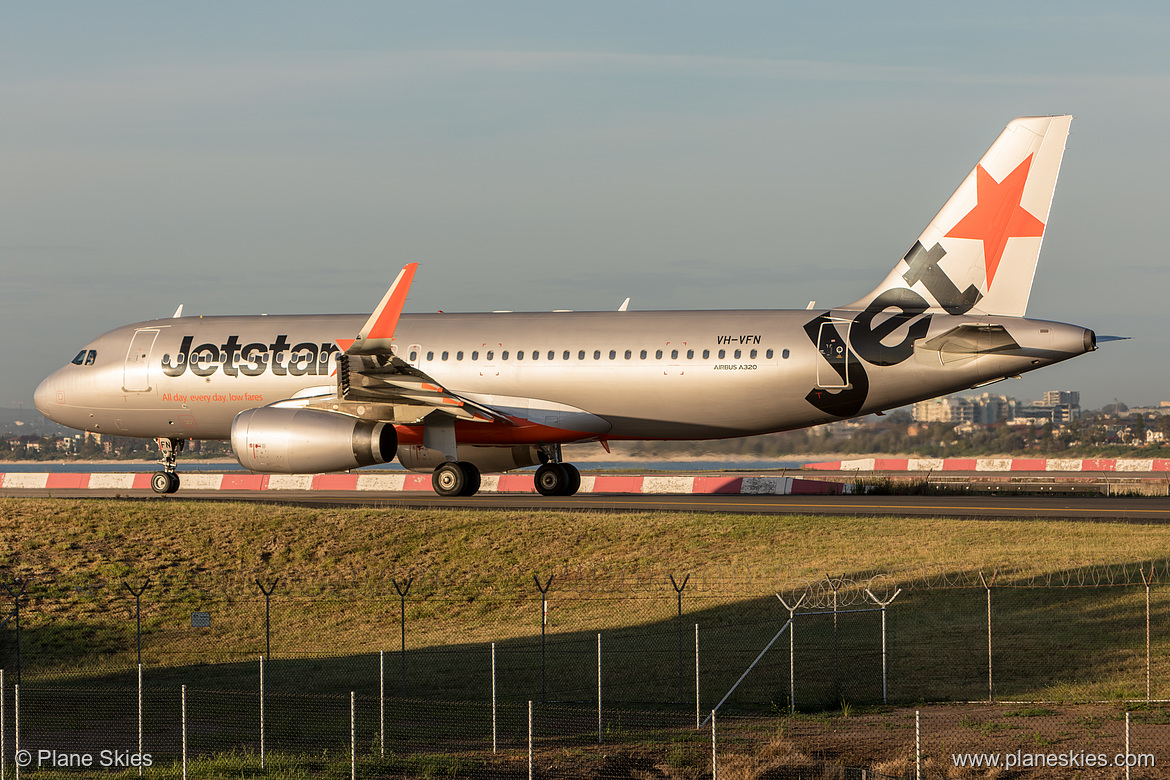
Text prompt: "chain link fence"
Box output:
[[1, 562, 1170, 777]]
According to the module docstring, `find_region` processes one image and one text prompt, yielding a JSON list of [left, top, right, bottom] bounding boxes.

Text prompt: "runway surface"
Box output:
[[14, 488, 1170, 521]]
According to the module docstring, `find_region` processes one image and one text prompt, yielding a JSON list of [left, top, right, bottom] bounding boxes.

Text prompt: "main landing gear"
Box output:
[[151, 437, 185, 495], [534, 462, 581, 497], [534, 444, 581, 497], [431, 461, 482, 497]]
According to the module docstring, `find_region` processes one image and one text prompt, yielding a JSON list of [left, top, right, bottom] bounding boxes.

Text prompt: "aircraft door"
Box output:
[[815, 321, 851, 389], [123, 329, 159, 392]]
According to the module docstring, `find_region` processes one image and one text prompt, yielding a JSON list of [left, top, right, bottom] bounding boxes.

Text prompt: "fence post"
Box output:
[[864, 586, 902, 705], [181, 684, 187, 780], [393, 577, 413, 697], [1, 667, 5, 780], [710, 710, 717, 780], [491, 643, 497, 754], [351, 691, 356, 780], [123, 579, 150, 668], [1142, 566, 1154, 701], [528, 700, 533, 780], [259, 656, 265, 770], [3, 580, 27, 686], [533, 574, 553, 702], [14, 683, 18, 780], [379, 649, 385, 757], [695, 624, 701, 728], [915, 710, 921, 780], [776, 593, 806, 714], [1126, 711, 1131, 780], [137, 663, 143, 777], [979, 569, 997, 701], [597, 633, 602, 744], [670, 573, 690, 704], [255, 578, 279, 661]]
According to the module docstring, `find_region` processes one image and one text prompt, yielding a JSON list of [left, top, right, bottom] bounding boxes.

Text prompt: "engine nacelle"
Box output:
[[231, 407, 397, 474], [397, 443, 542, 474]]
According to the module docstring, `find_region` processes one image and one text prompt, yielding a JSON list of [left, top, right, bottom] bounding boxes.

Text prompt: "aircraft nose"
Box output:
[[33, 371, 61, 418]]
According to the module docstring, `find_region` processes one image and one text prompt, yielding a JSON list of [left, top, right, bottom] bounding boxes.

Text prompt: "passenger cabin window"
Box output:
[[486, 350, 494, 360], [639, 350, 647, 359], [471, 351, 478, 360], [564, 351, 571, 360], [579, 350, 586, 360], [517, 351, 524, 360], [441, 351, 449, 361], [750, 349, 757, 359], [502, 351, 509, 360], [594, 350, 601, 360], [734, 349, 741, 359], [624, 350, 632, 360], [426, 351, 434, 361], [703, 349, 710, 359], [409, 350, 418, 362], [609, 350, 616, 360], [782, 349, 789, 359], [687, 349, 694, 359], [671, 349, 678, 359], [456, 351, 463, 360], [765, 349, 773, 359], [718, 349, 726, 359], [530, 350, 537, 361], [549, 351, 556, 360]]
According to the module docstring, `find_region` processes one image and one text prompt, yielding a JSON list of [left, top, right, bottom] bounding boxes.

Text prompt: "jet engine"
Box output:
[[397, 443, 542, 474], [231, 407, 397, 473]]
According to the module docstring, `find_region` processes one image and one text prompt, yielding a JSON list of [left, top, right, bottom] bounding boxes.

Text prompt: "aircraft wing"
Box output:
[[323, 264, 512, 425]]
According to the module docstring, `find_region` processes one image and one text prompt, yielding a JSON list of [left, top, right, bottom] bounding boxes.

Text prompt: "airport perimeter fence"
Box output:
[[2, 562, 1170, 776]]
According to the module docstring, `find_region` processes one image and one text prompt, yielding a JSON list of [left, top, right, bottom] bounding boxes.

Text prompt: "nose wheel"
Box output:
[[151, 471, 180, 495], [152, 437, 185, 495]]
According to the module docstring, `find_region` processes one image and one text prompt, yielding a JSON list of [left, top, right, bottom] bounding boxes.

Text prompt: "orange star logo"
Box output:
[[945, 154, 1045, 288]]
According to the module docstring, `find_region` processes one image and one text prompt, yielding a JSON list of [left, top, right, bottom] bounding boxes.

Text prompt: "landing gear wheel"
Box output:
[[562, 463, 581, 496], [535, 463, 569, 496], [432, 462, 466, 497], [151, 472, 179, 495], [457, 462, 481, 497]]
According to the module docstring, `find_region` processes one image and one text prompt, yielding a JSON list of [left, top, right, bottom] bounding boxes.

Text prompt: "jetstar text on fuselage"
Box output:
[[161, 335, 341, 378]]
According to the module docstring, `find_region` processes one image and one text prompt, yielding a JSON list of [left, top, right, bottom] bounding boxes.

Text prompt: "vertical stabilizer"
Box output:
[[846, 115, 1071, 317]]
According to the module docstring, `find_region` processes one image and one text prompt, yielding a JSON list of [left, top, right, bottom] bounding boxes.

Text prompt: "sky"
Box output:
[[3, 1, 1168, 412]]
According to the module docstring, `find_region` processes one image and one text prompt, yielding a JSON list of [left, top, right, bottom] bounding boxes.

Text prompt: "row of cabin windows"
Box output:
[[411, 347, 792, 362]]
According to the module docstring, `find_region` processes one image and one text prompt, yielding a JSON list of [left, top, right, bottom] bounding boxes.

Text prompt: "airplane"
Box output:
[[35, 115, 1100, 497]]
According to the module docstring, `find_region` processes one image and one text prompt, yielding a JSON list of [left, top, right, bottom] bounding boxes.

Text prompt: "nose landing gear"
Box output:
[[152, 437, 185, 495]]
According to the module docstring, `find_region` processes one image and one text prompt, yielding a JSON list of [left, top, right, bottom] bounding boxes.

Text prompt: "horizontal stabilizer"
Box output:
[[920, 324, 1020, 355]]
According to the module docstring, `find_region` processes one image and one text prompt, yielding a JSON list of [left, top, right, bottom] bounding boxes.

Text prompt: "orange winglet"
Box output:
[[350, 263, 418, 352]]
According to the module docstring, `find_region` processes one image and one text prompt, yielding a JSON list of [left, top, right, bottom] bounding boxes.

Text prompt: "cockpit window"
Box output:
[[85, 350, 97, 365], [71, 350, 87, 365], [72, 350, 97, 366]]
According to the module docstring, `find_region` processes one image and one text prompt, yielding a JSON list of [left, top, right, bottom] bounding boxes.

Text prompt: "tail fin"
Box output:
[[847, 115, 1071, 317]]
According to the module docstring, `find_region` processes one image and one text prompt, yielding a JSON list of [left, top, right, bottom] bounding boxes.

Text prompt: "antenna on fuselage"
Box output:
[[618, 297, 630, 312], [172, 304, 184, 318]]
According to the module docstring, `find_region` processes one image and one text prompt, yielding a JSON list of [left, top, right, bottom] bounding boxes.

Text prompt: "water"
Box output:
[[0, 458, 811, 474]]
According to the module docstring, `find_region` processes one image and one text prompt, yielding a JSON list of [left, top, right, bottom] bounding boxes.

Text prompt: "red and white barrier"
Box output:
[[804, 458, 1170, 472], [0, 472, 843, 496]]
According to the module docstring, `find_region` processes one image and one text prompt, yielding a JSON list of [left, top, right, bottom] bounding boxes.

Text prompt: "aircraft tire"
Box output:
[[151, 472, 179, 495], [432, 462, 466, 497], [535, 463, 569, 496], [457, 462, 481, 496], [562, 463, 581, 496]]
